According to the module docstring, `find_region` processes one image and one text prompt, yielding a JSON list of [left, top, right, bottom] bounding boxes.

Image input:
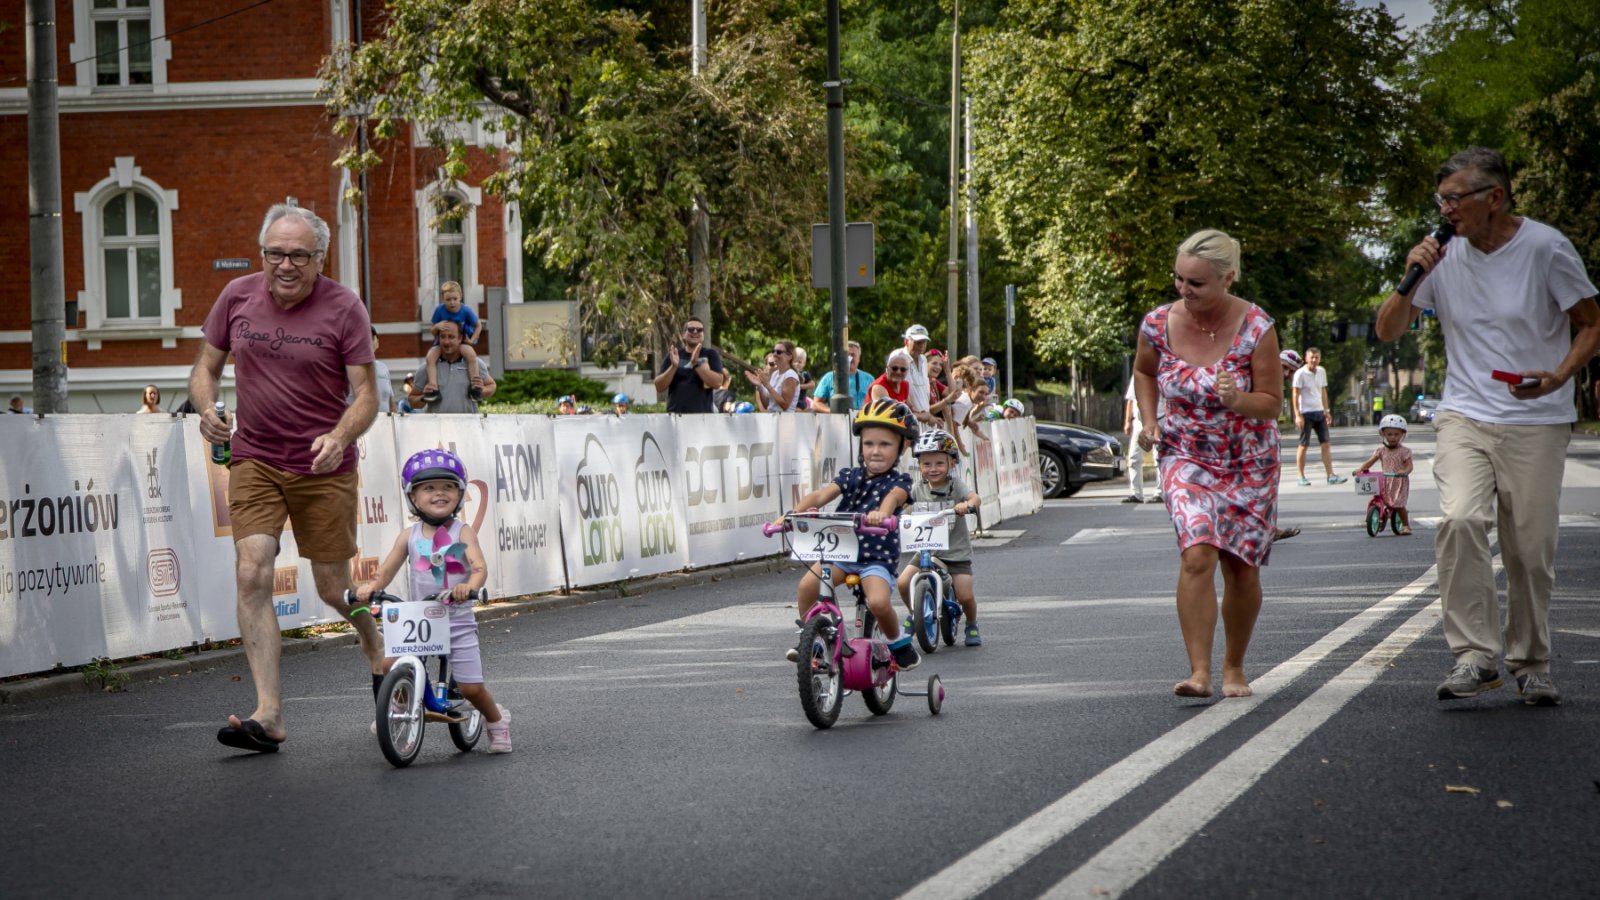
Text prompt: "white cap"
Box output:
[[903, 324, 930, 341]]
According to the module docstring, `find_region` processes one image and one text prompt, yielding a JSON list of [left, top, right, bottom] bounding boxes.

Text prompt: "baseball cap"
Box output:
[[903, 324, 930, 341], [1279, 350, 1303, 367], [982, 357, 997, 366]]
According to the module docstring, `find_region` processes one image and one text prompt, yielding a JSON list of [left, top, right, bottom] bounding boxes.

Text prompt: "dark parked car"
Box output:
[[1035, 421, 1123, 499]]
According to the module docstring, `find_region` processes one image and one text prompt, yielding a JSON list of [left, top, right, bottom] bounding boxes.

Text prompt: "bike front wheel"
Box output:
[[376, 666, 425, 768], [912, 578, 939, 654], [1365, 502, 1383, 538], [796, 616, 843, 729]]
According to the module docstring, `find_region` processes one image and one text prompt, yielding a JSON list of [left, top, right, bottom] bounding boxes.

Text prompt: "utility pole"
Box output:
[[824, 0, 850, 414], [27, 0, 68, 413], [945, 0, 960, 356], [689, 0, 712, 342], [963, 94, 980, 360]]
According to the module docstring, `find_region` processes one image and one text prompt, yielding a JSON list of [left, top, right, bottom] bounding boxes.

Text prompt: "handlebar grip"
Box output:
[[762, 521, 790, 537], [858, 515, 896, 536]]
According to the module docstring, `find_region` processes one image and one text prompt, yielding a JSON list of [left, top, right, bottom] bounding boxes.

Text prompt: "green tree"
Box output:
[[319, 0, 831, 367], [965, 0, 1412, 367]]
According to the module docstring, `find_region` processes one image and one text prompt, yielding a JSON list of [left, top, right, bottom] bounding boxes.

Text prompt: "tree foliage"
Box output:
[[319, 0, 831, 366], [965, 0, 1412, 367]]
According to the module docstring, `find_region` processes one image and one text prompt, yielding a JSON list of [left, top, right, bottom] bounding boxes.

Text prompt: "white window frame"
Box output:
[[415, 180, 482, 321], [74, 157, 182, 349], [70, 0, 170, 92]]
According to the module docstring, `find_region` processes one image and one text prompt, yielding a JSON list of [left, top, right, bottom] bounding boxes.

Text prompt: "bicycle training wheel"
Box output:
[[860, 612, 898, 716], [912, 580, 939, 654], [376, 666, 425, 768], [447, 686, 484, 752], [796, 617, 843, 729], [1365, 503, 1382, 538]]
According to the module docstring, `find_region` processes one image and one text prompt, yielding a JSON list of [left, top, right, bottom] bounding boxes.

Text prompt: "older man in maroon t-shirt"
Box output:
[[191, 203, 380, 753]]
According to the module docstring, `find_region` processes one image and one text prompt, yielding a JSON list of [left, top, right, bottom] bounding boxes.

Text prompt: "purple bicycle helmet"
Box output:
[[401, 449, 467, 521]]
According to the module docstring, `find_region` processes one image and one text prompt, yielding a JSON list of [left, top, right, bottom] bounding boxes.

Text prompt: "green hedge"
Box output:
[[491, 369, 611, 404]]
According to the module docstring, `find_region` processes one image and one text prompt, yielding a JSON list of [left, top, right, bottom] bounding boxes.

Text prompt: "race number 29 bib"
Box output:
[[788, 521, 861, 562], [383, 601, 452, 657]]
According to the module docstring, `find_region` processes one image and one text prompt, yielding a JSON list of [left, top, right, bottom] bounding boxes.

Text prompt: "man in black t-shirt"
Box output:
[[652, 316, 724, 413]]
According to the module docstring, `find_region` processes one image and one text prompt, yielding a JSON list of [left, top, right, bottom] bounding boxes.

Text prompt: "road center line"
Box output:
[[1043, 597, 1445, 899], [895, 565, 1440, 900]]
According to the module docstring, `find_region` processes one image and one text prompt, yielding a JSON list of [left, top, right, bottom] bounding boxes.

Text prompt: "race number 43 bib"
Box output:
[[383, 601, 451, 657], [899, 511, 950, 552]]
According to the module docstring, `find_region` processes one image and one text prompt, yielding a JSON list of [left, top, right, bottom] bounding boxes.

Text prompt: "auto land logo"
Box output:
[[148, 548, 180, 596], [635, 432, 678, 559], [575, 434, 623, 567]]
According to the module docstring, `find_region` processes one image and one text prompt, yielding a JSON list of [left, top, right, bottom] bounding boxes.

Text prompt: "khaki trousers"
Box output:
[[1431, 412, 1570, 675]]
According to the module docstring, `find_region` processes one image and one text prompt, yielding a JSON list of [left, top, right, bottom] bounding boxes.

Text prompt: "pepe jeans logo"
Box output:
[[575, 434, 624, 567], [635, 432, 676, 559], [233, 319, 327, 352]]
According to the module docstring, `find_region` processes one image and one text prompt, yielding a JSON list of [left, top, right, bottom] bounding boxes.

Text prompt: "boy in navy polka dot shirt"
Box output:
[[782, 400, 921, 670]]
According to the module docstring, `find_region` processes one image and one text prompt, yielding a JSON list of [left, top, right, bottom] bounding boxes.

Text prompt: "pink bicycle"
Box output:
[[764, 511, 944, 729], [1354, 470, 1408, 537]]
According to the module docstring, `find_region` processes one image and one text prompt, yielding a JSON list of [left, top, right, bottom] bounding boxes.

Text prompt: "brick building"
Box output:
[[0, 0, 523, 412]]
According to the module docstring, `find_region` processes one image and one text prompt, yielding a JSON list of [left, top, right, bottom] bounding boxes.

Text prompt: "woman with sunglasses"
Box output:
[[745, 340, 802, 412], [869, 348, 914, 406]]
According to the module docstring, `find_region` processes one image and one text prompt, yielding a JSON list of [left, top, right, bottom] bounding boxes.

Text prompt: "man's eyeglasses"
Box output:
[[684, 326, 704, 333], [887, 366, 908, 373], [1432, 185, 1495, 210], [262, 248, 321, 267], [772, 348, 790, 355]]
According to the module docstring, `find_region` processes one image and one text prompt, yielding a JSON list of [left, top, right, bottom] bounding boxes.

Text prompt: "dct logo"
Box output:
[[684, 441, 775, 506]]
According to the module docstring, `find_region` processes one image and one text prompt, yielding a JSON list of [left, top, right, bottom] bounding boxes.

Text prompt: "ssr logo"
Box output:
[[635, 432, 677, 559], [576, 435, 624, 566], [147, 548, 180, 596]]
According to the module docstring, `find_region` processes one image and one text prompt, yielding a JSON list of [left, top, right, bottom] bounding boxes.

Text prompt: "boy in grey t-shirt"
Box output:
[[895, 429, 984, 646]]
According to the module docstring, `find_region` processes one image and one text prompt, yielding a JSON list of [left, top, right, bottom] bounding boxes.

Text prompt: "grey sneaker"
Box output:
[[1327, 474, 1348, 485], [964, 623, 983, 647], [784, 647, 800, 663], [1436, 662, 1503, 700], [1515, 671, 1561, 706], [890, 641, 921, 671]]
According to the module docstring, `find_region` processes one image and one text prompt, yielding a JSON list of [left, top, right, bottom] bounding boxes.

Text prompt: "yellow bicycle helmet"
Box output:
[[852, 398, 918, 440]]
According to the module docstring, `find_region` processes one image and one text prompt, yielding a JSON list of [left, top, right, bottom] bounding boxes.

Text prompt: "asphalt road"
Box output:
[[4, 426, 1598, 900]]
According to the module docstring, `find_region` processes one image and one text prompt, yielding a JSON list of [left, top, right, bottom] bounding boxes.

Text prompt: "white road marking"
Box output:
[[1043, 598, 1442, 899], [973, 529, 1026, 547], [1059, 526, 1172, 546], [895, 565, 1441, 900]]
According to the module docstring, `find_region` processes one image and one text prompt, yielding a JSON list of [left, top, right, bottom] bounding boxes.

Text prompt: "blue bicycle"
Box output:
[[347, 587, 488, 768], [901, 504, 961, 654]]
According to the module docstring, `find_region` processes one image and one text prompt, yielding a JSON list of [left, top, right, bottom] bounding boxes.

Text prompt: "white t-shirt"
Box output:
[[767, 369, 802, 412], [1124, 376, 1166, 421], [1414, 218, 1596, 425], [904, 352, 931, 413], [951, 392, 974, 430], [1291, 366, 1328, 414]]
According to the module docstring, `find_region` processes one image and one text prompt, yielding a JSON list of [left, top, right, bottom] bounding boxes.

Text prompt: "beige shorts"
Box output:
[[227, 459, 358, 562]]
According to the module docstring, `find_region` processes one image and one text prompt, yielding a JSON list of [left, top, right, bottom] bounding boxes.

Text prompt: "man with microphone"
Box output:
[[1375, 147, 1600, 707]]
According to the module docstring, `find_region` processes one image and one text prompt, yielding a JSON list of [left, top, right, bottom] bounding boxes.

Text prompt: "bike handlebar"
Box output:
[[343, 587, 488, 609], [762, 513, 898, 537]]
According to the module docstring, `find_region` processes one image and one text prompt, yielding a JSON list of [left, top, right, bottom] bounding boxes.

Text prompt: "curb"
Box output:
[[0, 556, 790, 706]]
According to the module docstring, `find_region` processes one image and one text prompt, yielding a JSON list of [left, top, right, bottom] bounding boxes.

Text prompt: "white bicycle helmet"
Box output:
[[1378, 413, 1408, 432], [913, 428, 959, 459]]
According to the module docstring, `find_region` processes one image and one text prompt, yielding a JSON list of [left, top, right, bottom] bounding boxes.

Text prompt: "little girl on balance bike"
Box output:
[[355, 449, 512, 753]]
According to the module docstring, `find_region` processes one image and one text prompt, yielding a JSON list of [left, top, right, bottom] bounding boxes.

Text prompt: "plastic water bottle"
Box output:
[[210, 401, 231, 465]]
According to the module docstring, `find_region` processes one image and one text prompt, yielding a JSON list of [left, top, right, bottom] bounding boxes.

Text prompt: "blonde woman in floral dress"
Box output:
[[1134, 229, 1282, 699]]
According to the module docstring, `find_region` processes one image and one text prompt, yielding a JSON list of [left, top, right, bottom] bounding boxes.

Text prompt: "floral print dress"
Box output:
[[1140, 303, 1280, 567]]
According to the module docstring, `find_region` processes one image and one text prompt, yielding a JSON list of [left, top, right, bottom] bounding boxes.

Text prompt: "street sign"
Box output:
[[810, 222, 875, 288], [212, 258, 252, 271]]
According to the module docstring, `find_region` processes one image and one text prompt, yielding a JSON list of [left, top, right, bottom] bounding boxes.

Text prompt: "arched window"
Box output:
[[415, 180, 481, 321], [74, 157, 181, 348]]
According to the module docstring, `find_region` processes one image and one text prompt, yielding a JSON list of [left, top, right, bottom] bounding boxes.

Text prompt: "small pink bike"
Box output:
[[1354, 470, 1408, 537], [764, 511, 944, 729]]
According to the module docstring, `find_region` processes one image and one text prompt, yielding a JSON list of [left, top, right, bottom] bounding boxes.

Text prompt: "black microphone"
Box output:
[[1396, 221, 1455, 295]]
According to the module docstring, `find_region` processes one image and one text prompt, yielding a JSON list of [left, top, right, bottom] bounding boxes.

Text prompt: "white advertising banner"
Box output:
[[554, 415, 690, 587], [969, 423, 1003, 527], [0, 416, 200, 675], [389, 415, 504, 595], [678, 413, 784, 567], [479, 415, 564, 596], [351, 420, 405, 597], [776, 413, 852, 512]]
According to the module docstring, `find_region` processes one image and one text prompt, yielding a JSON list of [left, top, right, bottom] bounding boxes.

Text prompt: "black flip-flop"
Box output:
[[217, 718, 283, 754]]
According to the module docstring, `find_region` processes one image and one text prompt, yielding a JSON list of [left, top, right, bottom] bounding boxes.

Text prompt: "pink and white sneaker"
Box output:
[[485, 706, 512, 754]]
